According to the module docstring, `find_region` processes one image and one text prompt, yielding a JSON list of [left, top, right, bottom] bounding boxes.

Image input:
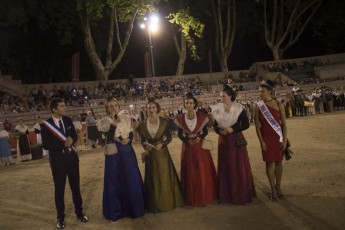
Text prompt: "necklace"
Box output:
[[264, 99, 273, 102], [224, 103, 232, 112]]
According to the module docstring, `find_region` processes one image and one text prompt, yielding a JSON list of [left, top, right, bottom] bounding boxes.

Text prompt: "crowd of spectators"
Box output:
[[217, 72, 256, 87], [262, 58, 327, 73], [1, 71, 344, 118], [0, 76, 208, 115], [239, 84, 345, 123]]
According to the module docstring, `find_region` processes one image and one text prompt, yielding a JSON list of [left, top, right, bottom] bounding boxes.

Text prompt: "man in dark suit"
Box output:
[[41, 98, 88, 229]]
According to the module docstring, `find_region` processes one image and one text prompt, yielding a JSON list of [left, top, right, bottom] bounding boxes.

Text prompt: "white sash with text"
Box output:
[[257, 100, 283, 142]]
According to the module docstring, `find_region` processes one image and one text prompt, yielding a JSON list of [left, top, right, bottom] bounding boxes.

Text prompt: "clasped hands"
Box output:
[[144, 142, 163, 151], [119, 138, 130, 145], [219, 127, 233, 136], [64, 136, 73, 147], [187, 137, 201, 146]]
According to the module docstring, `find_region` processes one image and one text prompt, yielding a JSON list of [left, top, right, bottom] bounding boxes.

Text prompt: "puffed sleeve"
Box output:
[[231, 110, 249, 133]]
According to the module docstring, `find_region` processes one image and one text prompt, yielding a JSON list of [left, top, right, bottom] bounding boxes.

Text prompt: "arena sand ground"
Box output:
[[0, 111, 344, 230]]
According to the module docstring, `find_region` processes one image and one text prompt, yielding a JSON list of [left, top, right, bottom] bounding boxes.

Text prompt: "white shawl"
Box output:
[[115, 111, 132, 139], [211, 102, 243, 128], [98, 110, 132, 139]]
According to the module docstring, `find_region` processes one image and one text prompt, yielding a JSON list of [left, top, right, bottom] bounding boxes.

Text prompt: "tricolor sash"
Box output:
[[42, 119, 78, 153], [257, 100, 283, 142]]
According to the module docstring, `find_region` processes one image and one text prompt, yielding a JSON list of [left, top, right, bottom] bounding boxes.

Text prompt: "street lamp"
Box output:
[[139, 14, 159, 78]]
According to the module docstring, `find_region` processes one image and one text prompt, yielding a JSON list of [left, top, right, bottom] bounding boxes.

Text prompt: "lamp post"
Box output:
[[140, 14, 159, 78], [148, 29, 155, 78]]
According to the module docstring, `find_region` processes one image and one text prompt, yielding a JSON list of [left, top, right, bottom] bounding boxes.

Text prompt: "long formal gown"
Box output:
[[102, 124, 145, 221], [174, 111, 218, 206], [137, 117, 184, 212], [258, 105, 284, 162], [0, 130, 14, 165], [213, 102, 256, 204]]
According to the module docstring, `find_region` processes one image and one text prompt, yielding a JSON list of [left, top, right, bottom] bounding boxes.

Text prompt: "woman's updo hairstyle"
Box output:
[[183, 92, 198, 110], [222, 85, 237, 101], [260, 80, 275, 95], [146, 97, 161, 113]]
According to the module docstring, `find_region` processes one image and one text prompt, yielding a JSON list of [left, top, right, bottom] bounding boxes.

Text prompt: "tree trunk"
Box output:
[[176, 35, 187, 76], [271, 46, 281, 61], [263, 0, 322, 60], [79, 11, 105, 80], [217, 52, 229, 73], [78, 6, 137, 81], [211, 0, 236, 74]]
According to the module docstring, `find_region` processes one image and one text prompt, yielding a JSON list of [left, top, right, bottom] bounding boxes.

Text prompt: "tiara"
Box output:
[[260, 80, 273, 88], [260, 81, 269, 86]]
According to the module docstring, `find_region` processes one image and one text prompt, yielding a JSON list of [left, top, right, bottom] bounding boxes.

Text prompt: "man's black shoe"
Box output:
[[77, 215, 89, 222], [56, 219, 65, 229]]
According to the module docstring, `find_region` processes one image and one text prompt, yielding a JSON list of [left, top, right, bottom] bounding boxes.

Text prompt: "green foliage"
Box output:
[[167, 9, 204, 60], [77, 0, 156, 23]]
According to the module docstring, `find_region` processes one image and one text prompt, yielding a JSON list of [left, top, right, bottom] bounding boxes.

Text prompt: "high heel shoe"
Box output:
[[270, 186, 278, 201], [276, 184, 285, 199]]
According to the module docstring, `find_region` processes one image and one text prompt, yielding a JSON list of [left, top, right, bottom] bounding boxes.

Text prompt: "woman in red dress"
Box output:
[[254, 81, 288, 201], [212, 86, 256, 205], [174, 93, 218, 206]]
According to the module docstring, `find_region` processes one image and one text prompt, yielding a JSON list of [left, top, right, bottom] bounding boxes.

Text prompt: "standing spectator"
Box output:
[[72, 115, 84, 151], [174, 93, 218, 206], [14, 119, 32, 162], [96, 113, 105, 147], [137, 98, 184, 212], [211, 85, 256, 204], [0, 122, 14, 165], [167, 110, 177, 134], [80, 109, 87, 122], [101, 98, 144, 222], [324, 88, 334, 112], [85, 111, 98, 148], [130, 110, 140, 141], [254, 81, 288, 201], [33, 116, 49, 157], [305, 91, 315, 115], [312, 89, 324, 114], [40, 98, 88, 229], [3, 118, 13, 133]]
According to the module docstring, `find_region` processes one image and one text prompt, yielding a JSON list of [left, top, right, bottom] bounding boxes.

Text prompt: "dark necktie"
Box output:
[[59, 120, 65, 133]]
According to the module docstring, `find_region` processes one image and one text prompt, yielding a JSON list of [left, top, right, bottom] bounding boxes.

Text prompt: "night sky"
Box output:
[[111, 24, 328, 79], [0, 0, 343, 83]]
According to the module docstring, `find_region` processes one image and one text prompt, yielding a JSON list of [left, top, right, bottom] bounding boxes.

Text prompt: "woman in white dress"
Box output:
[[14, 119, 32, 162], [33, 117, 48, 157]]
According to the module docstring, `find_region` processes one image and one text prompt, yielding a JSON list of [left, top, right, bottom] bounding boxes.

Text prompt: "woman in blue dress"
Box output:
[[99, 97, 144, 222], [0, 122, 14, 165]]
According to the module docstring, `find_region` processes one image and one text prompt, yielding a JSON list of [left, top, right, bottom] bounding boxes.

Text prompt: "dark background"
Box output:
[[0, 0, 343, 83]]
